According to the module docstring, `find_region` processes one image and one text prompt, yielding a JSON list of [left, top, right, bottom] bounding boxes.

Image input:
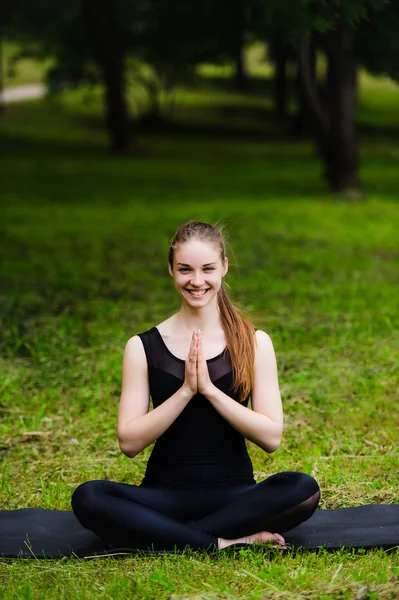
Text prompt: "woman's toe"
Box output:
[[270, 532, 286, 545]]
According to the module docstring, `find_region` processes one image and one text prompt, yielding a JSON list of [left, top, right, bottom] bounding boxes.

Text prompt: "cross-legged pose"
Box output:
[[72, 220, 320, 552]]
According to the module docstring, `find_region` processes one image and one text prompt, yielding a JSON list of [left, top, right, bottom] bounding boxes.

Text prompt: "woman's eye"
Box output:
[[178, 268, 215, 273]]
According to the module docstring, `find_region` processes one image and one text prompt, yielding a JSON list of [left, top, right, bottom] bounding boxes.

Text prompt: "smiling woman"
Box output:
[[71, 220, 320, 552]]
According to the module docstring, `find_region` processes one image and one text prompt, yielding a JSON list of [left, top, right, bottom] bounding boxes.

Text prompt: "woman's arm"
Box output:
[[200, 330, 284, 453], [117, 336, 193, 458]]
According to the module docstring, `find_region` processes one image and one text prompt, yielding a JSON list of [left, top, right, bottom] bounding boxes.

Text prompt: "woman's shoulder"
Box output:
[[122, 335, 148, 370], [254, 329, 274, 349], [124, 318, 177, 366], [254, 328, 271, 339], [125, 326, 158, 352], [124, 314, 176, 347], [125, 318, 177, 355], [125, 332, 148, 350], [253, 329, 277, 368]]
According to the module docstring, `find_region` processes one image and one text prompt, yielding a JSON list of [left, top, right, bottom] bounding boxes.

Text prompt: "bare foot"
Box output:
[[218, 531, 286, 550]]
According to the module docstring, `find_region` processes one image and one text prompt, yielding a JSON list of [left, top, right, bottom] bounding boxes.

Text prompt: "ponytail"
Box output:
[[217, 283, 256, 402]]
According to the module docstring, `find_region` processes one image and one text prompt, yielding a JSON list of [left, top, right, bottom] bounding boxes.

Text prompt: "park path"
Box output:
[[0, 83, 46, 104]]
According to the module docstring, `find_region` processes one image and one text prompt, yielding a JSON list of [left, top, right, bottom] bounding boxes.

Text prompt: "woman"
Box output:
[[72, 220, 320, 552]]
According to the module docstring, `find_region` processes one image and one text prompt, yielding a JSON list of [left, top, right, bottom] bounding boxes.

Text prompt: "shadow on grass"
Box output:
[[0, 83, 298, 160], [358, 123, 399, 139], [0, 116, 293, 162], [0, 131, 109, 158], [196, 75, 280, 95], [134, 108, 293, 142]]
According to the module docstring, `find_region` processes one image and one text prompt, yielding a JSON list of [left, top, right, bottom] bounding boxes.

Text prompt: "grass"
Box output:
[[0, 74, 399, 599], [1, 549, 398, 599]]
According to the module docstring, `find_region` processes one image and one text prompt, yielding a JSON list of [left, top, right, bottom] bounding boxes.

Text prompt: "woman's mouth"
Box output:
[[185, 288, 211, 298]]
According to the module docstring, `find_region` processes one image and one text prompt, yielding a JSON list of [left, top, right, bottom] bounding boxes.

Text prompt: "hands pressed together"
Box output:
[[183, 329, 214, 398]]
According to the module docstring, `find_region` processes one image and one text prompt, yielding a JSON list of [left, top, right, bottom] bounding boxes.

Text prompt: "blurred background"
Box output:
[[1, 0, 398, 510]]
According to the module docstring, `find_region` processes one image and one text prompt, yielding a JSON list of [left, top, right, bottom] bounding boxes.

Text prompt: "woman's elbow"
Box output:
[[118, 440, 138, 458], [265, 439, 281, 453], [117, 427, 139, 458], [262, 424, 283, 453]]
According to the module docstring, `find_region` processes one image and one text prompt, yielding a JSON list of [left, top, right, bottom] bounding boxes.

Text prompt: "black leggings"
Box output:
[[72, 471, 320, 552]]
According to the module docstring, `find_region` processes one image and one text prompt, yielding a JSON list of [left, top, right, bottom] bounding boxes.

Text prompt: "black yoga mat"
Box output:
[[0, 505, 398, 558]]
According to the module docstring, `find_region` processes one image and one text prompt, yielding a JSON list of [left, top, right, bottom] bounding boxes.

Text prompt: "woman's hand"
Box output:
[[182, 330, 199, 398], [197, 330, 215, 397]]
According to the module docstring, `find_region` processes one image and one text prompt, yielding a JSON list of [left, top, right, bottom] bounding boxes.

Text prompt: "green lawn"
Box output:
[[0, 80, 398, 599]]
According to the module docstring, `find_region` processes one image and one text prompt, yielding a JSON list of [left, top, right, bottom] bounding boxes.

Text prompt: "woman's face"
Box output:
[[169, 240, 228, 308]]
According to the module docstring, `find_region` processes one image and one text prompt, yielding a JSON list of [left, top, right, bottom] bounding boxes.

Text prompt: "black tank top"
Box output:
[[138, 327, 255, 489]]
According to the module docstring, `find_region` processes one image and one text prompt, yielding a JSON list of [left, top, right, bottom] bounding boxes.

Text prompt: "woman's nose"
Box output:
[[190, 273, 204, 286]]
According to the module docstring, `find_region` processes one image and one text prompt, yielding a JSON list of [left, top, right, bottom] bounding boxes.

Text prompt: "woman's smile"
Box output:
[[184, 287, 211, 298]]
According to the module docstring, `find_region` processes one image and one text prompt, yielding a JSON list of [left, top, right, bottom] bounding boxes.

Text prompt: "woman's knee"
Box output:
[[305, 488, 320, 510], [267, 471, 320, 499], [295, 472, 320, 498], [291, 472, 321, 515], [71, 480, 107, 516]]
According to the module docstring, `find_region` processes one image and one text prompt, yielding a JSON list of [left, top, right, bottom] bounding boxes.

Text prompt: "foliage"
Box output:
[[0, 41, 51, 87], [249, 0, 389, 41], [355, 1, 399, 82]]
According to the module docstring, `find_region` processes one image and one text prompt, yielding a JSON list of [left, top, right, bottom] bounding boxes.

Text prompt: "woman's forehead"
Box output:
[[174, 240, 221, 264]]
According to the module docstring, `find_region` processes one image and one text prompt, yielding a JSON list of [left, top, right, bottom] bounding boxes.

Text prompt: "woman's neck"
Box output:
[[174, 302, 222, 333]]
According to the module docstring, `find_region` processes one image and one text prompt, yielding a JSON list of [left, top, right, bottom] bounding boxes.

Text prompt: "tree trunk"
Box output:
[[271, 38, 289, 117], [233, 42, 249, 91], [232, 0, 249, 91], [297, 37, 329, 155], [82, 0, 130, 153], [297, 30, 360, 193], [324, 27, 359, 191], [293, 39, 316, 136], [102, 55, 130, 153]]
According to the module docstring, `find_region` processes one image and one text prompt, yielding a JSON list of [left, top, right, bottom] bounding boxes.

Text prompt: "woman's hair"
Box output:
[[168, 219, 256, 402]]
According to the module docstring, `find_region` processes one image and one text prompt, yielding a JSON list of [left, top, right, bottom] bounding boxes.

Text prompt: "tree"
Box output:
[[3, 0, 134, 153], [82, 0, 130, 153], [298, 26, 360, 192], [252, 0, 389, 193], [133, 0, 214, 122]]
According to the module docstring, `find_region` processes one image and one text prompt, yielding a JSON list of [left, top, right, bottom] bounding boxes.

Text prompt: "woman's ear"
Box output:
[[168, 263, 173, 277], [222, 257, 229, 277]]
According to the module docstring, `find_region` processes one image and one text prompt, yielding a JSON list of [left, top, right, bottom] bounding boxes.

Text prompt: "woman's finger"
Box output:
[[197, 330, 204, 360], [190, 330, 196, 351], [188, 330, 197, 368]]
